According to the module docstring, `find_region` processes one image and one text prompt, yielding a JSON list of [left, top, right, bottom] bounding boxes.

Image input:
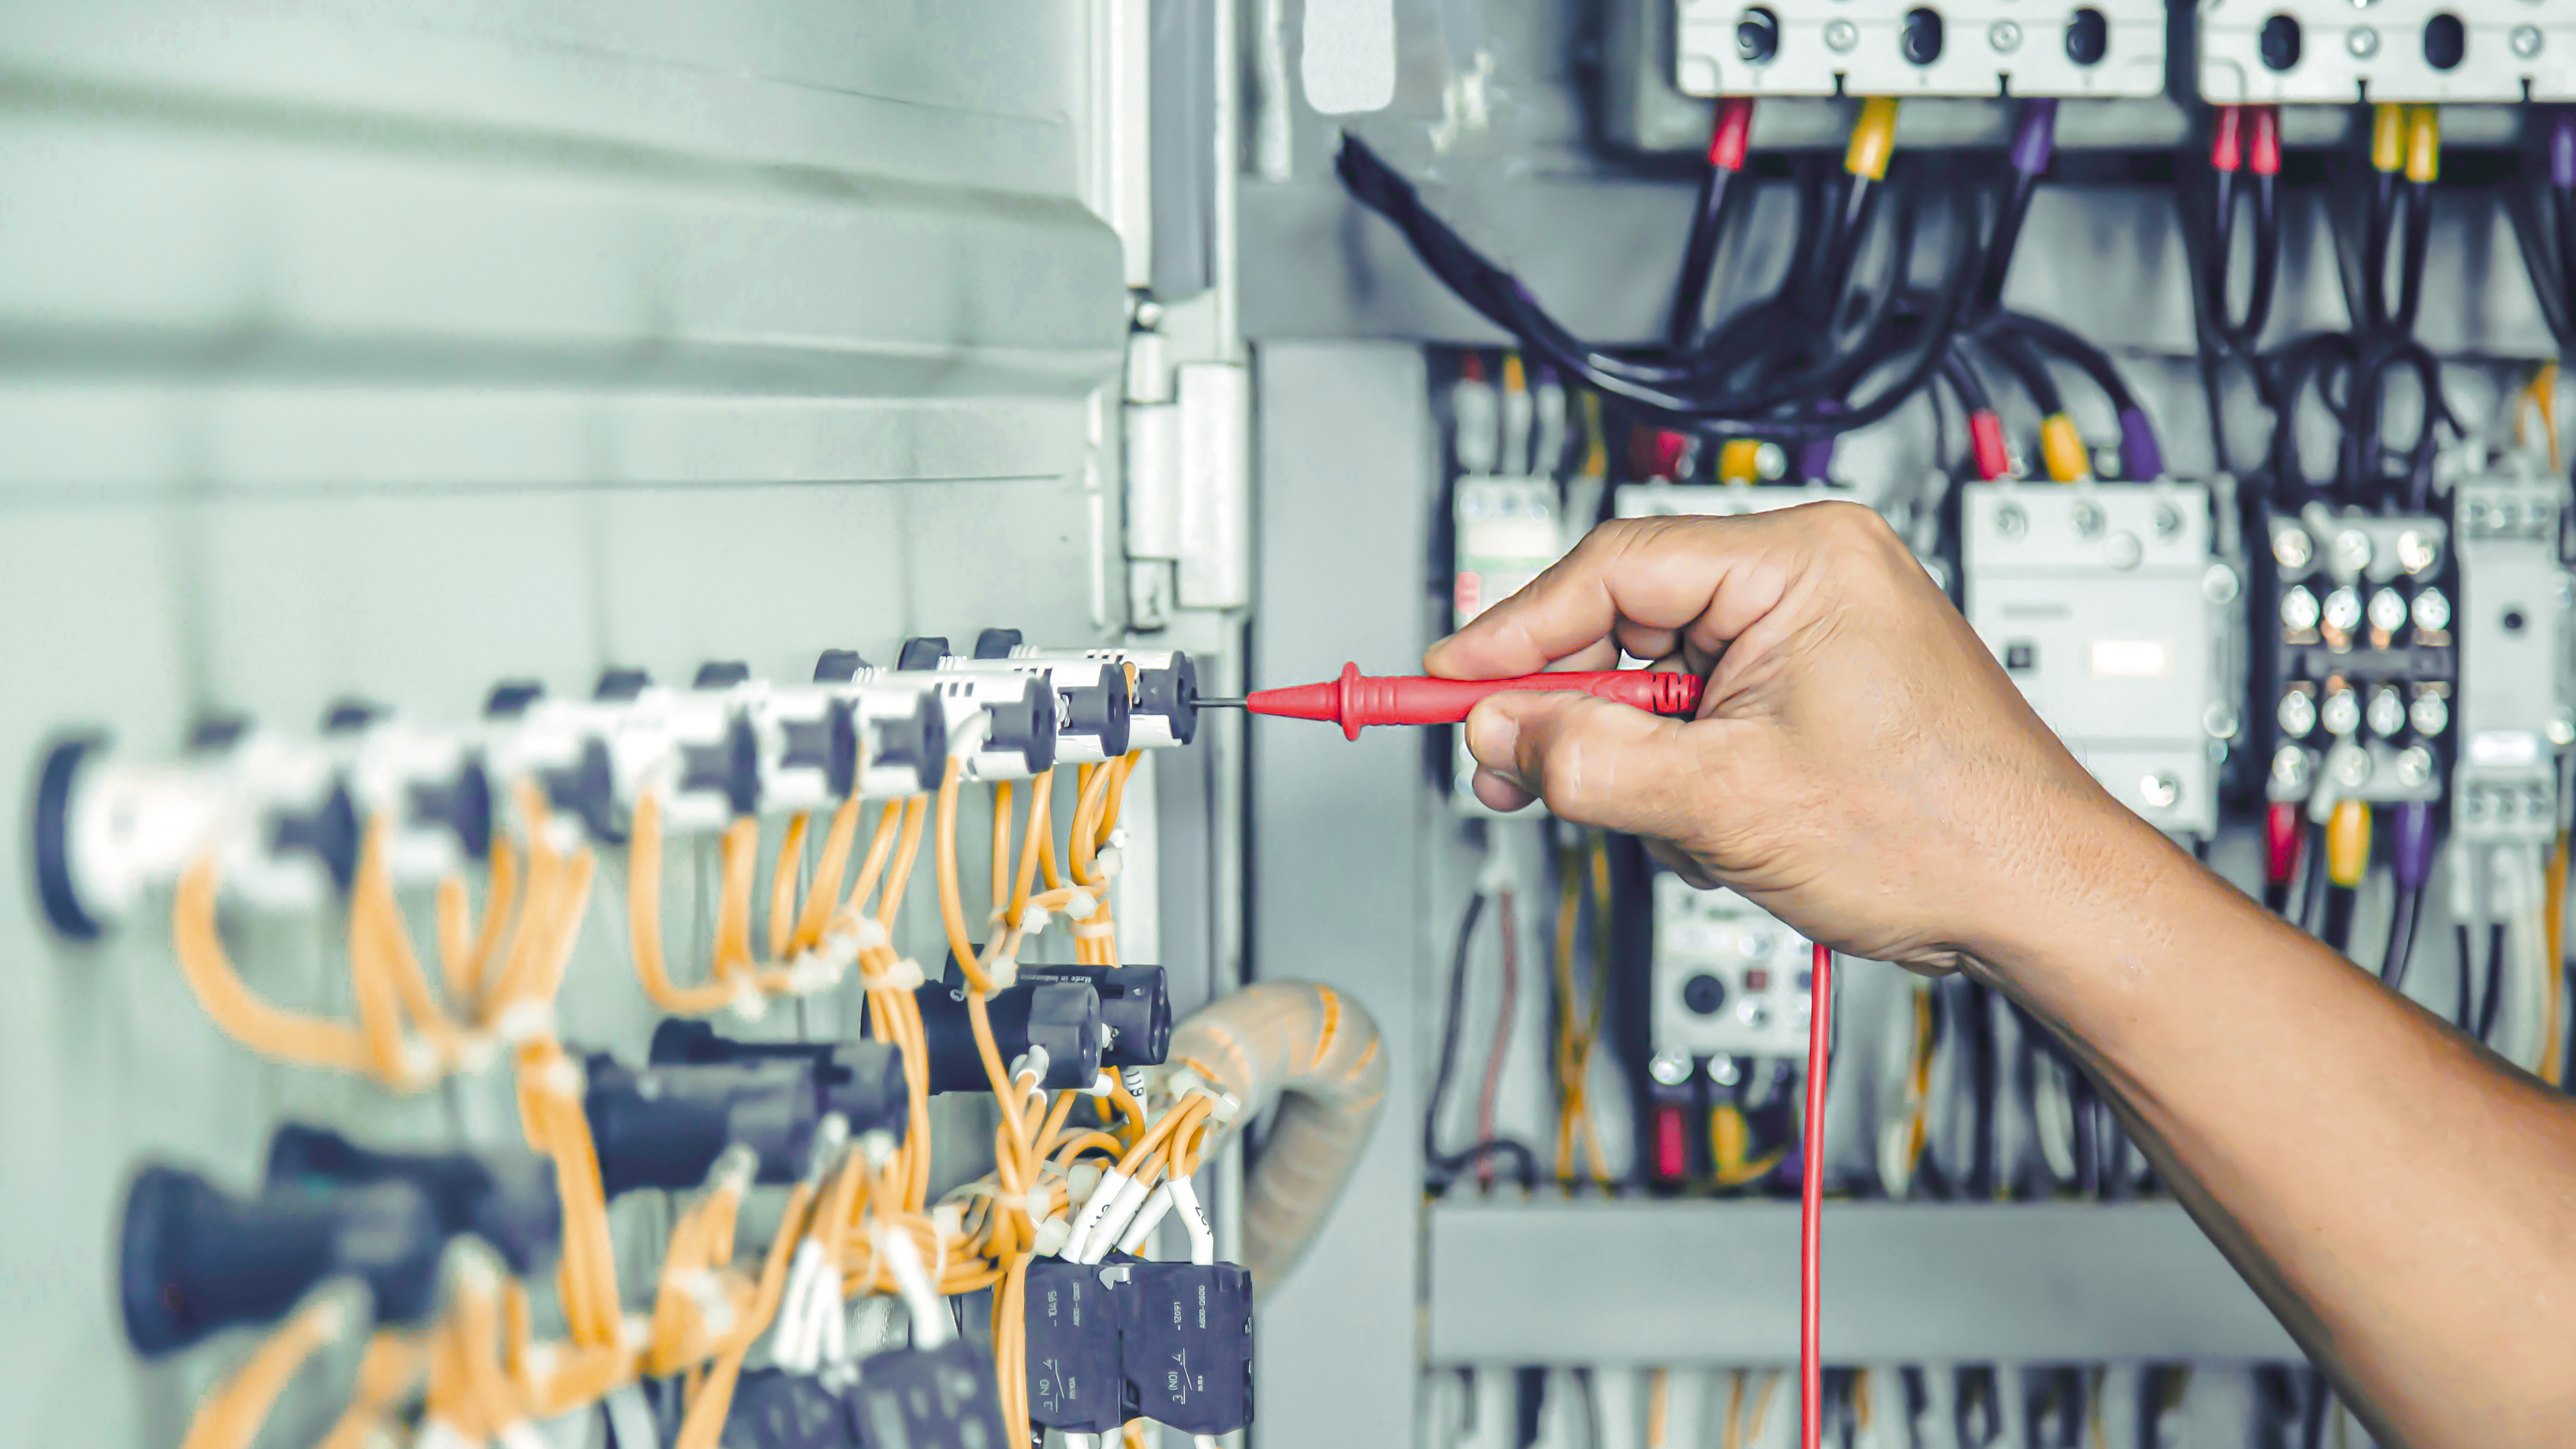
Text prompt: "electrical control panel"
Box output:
[[2259, 508, 2454, 809], [2196, 0, 2576, 104], [2452, 469, 2574, 845], [1675, 0, 2166, 100], [1649, 873, 1814, 1062], [1962, 482, 2235, 839]]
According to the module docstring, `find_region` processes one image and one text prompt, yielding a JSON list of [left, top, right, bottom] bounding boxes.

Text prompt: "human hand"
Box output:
[[1426, 502, 2162, 973]]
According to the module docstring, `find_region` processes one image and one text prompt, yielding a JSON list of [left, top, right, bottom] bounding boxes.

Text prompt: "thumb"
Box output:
[[1463, 691, 1713, 837]]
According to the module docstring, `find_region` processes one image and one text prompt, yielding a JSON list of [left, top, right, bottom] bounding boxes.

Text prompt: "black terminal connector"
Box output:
[[594, 667, 654, 702], [694, 660, 752, 690], [1118, 1262, 1254, 1436], [582, 1053, 832, 1197], [970, 963, 1170, 1070], [120, 1164, 446, 1357], [845, 1340, 1009, 1449], [905, 979, 1103, 1093], [485, 679, 546, 718], [897, 636, 950, 672], [1058, 670, 1134, 758], [724, 1369, 857, 1449], [972, 627, 1024, 660], [263, 1126, 561, 1277], [646, 1020, 910, 1140], [1137, 651, 1202, 746], [968, 678, 1058, 775], [1026, 1256, 1129, 1434], [812, 649, 870, 684], [34, 734, 105, 939]]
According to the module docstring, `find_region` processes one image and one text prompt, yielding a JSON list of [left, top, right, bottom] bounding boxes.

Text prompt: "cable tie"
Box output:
[[1092, 845, 1125, 881], [1063, 890, 1098, 920], [879, 957, 926, 991], [497, 1423, 547, 1449], [1107, 826, 1130, 851], [536, 1054, 585, 1101], [1021, 906, 1054, 938], [726, 984, 770, 1021], [1032, 1213, 1073, 1258], [1070, 921, 1115, 941], [851, 917, 890, 953], [987, 954, 1019, 988]]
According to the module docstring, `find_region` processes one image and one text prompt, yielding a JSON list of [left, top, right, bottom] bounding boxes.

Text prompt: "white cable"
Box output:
[[1532, 379, 1568, 479], [1167, 1174, 1215, 1266], [1500, 377, 1534, 477], [1080, 1171, 1160, 1264], [1115, 1183, 1176, 1256], [877, 1224, 952, 1349]]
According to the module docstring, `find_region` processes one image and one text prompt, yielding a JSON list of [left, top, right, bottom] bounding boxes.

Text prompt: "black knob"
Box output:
[[2422, 13, 2464, 71], [812, 649, 869, 684], [2259, 13, 2302, 71], [2064, 7, 2108, 66], [1900, 7, 1944, 65], [1682, 973, 1729, 1016], [1736, 6, 1780, 64], [896, 637, 950, 672]]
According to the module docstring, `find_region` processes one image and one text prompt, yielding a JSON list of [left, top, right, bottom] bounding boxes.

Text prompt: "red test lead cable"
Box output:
[[1196, 662, 1705, 740], [1801, 939, 1832, 1449]]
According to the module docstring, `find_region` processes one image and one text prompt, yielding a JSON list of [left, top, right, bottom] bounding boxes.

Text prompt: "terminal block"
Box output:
[[2197, 0, 2576, 105], [845, 1340, 1012, 1449], [2256, 507, 2454, 810], [906, 978, 1106, 1093], [1648, 873, 1814, 1065], [2452, 470, 2573, 846], [1026, 1255, 1129, 1434], [645, 1021, 911, 1139], [1003, 963, 1173, 1069], [1006, 645, 1205, 749], [1677, 0, 2166, 99], [1116, 1261, 1255, 1436], [582, 1052, 861, 1197], [1962, 482, 2236, 838], [263, 1126, 560, 1277]]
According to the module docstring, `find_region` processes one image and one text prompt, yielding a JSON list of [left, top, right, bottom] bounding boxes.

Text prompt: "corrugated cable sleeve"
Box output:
[[1166, 980, 1387, 1295]]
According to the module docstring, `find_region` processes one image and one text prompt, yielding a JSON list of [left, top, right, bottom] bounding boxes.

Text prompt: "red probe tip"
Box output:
[[1243, 664, 1706, 740]]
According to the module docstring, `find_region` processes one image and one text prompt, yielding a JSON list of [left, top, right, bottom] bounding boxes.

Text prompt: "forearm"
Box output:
[[1981, 814, 2576, 1448]]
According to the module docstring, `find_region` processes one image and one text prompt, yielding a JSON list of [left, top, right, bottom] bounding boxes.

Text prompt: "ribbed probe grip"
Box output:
[[1247, 663, 1706, 740]]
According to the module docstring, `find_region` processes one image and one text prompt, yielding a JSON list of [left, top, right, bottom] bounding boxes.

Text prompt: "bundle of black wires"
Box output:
[[1333, 131, 1988, 442]]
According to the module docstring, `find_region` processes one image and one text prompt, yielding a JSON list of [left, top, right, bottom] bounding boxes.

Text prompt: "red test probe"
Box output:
[[1195, 662, 1705, 740]]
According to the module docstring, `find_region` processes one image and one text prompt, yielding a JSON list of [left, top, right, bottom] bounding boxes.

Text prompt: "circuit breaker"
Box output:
[[2197, 0, 2576, 104], [1649, 873, 1814, 1063], [1962, 482, 2234, 839], [1451, 477, 1573, 810], [2259, 508, 2453, 812], [1614, 480, 1850, 520], [2452, 469, 2573, 846], [1675, 0, 2166, 99]]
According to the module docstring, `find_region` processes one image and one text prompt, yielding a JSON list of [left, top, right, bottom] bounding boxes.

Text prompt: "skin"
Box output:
[[1429, 502, 2576, 1449]]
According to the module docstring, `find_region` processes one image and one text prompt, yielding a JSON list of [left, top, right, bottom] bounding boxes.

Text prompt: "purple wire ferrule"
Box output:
[[1797, 401, 1840, 480], [2392, 801, 2437, 890], [2011, 99, 2060, 178], [2117, 409, 2162, 481], [2553, 109, 2576, 190]]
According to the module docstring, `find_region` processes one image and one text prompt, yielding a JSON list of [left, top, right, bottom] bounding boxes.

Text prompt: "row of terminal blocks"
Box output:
[[36, 634, 1202, 935], [1673, 0, 2576, 103]]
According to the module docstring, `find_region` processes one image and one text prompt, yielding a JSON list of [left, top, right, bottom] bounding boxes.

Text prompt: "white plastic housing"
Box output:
[[340, 719, 480, 885], [1650, 874, 1814, 1059], [1677, 0, 2166, 99], [2198, 0, 2576, 104], [932, 673, 1052, 782], [57, 754, 232, 928], [936, 655, 1127, 766], [2453, 469, 2572, 846]]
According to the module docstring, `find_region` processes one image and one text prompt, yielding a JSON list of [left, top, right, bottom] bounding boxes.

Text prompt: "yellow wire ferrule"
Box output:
[[1846, 98, 1900, 181], [2326, 799, 2372, 888], [2038, 414, 2092, 483], [2404, 105, 2440, 184], [1501, 351, 1526, 394], [1717, 439, 1763, 483], [2370, 103, 2406, 174]]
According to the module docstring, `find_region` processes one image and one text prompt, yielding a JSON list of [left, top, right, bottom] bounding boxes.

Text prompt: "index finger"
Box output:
[[1423, 511, 1810, 680]]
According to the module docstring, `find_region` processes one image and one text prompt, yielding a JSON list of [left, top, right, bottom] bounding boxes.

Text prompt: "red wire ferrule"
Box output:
[[2264, 801, 2304, 887], [2248, 105, 2282, 178], [1968, 410, 2012, 481], [2209, 105, 2244, 173], [1709, 97, 1757, 172]]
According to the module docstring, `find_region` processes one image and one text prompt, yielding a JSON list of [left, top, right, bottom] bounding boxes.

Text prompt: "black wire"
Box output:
[[2505, 186, 2576, 351], [2478, 923, 2509, 1043], [1425, 891, 1540, 1191], [2298, 822, 2333, 935], [2321, 886, 2358, 955], [2382, 885, 2424, 993], [1669, 163, 1742, 351], [2457, 923, 2479, 1031]]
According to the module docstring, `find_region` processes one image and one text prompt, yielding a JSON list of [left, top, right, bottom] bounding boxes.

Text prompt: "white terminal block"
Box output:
[[937, 655, 1130, 766], [1963, 481, 2234, 839], [1452, 477, 1571, 814], [931, 672, 1055, 783], [2197, 0, 2576, 104], [609, 682, 740, 837], [44, 747, 233, 932], [2452, 469, 2572, 846], [1008, 646, 1201, 750], [207, 731, 346, 912], [1650, 874, 1814, 1061], [338, 717, 481, 886], [1676, 0, 2166, 99]]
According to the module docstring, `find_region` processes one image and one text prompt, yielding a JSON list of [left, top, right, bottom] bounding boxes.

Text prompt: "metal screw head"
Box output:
[[2323, 586, 2363, 634], [1753, 442, 1788, 480], [2347, 25, 2380, 57], [2204, 564, 2242, 604], [1649, 1050, 1693, 1087], [2271, 745, 2312, 792], [2204, 702, 2241, 741], [2367, 587, 2408, 635], [2278, 689, 2318, 738], [2273, 526, 2315, 571], [2154, 503, 2185, 539], [2106, 532, 2144, 570], [2411, 587, 2452, 634], [2552, 708, 2576, 747], [2396, 744, 2434, 787], [2281, 585, 2322, 632], [1995, 503, 2027, 539], [2331, 529, 2374, 576], [2333, 744, 2374, 788], [2072, 501, 2106, 538], [2512, 25, 2544, 59], [2409, 692, 2449, 738], [2367, 686, 2407, 739], [2320, 687, 2362, 736], [1989, 19, 2022, 51], [2140, 773, 2181, 810], [1825, 19, 1859, 52], [2396, 529, 2437, 574], [1707, 1055, 1743, 1086]]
